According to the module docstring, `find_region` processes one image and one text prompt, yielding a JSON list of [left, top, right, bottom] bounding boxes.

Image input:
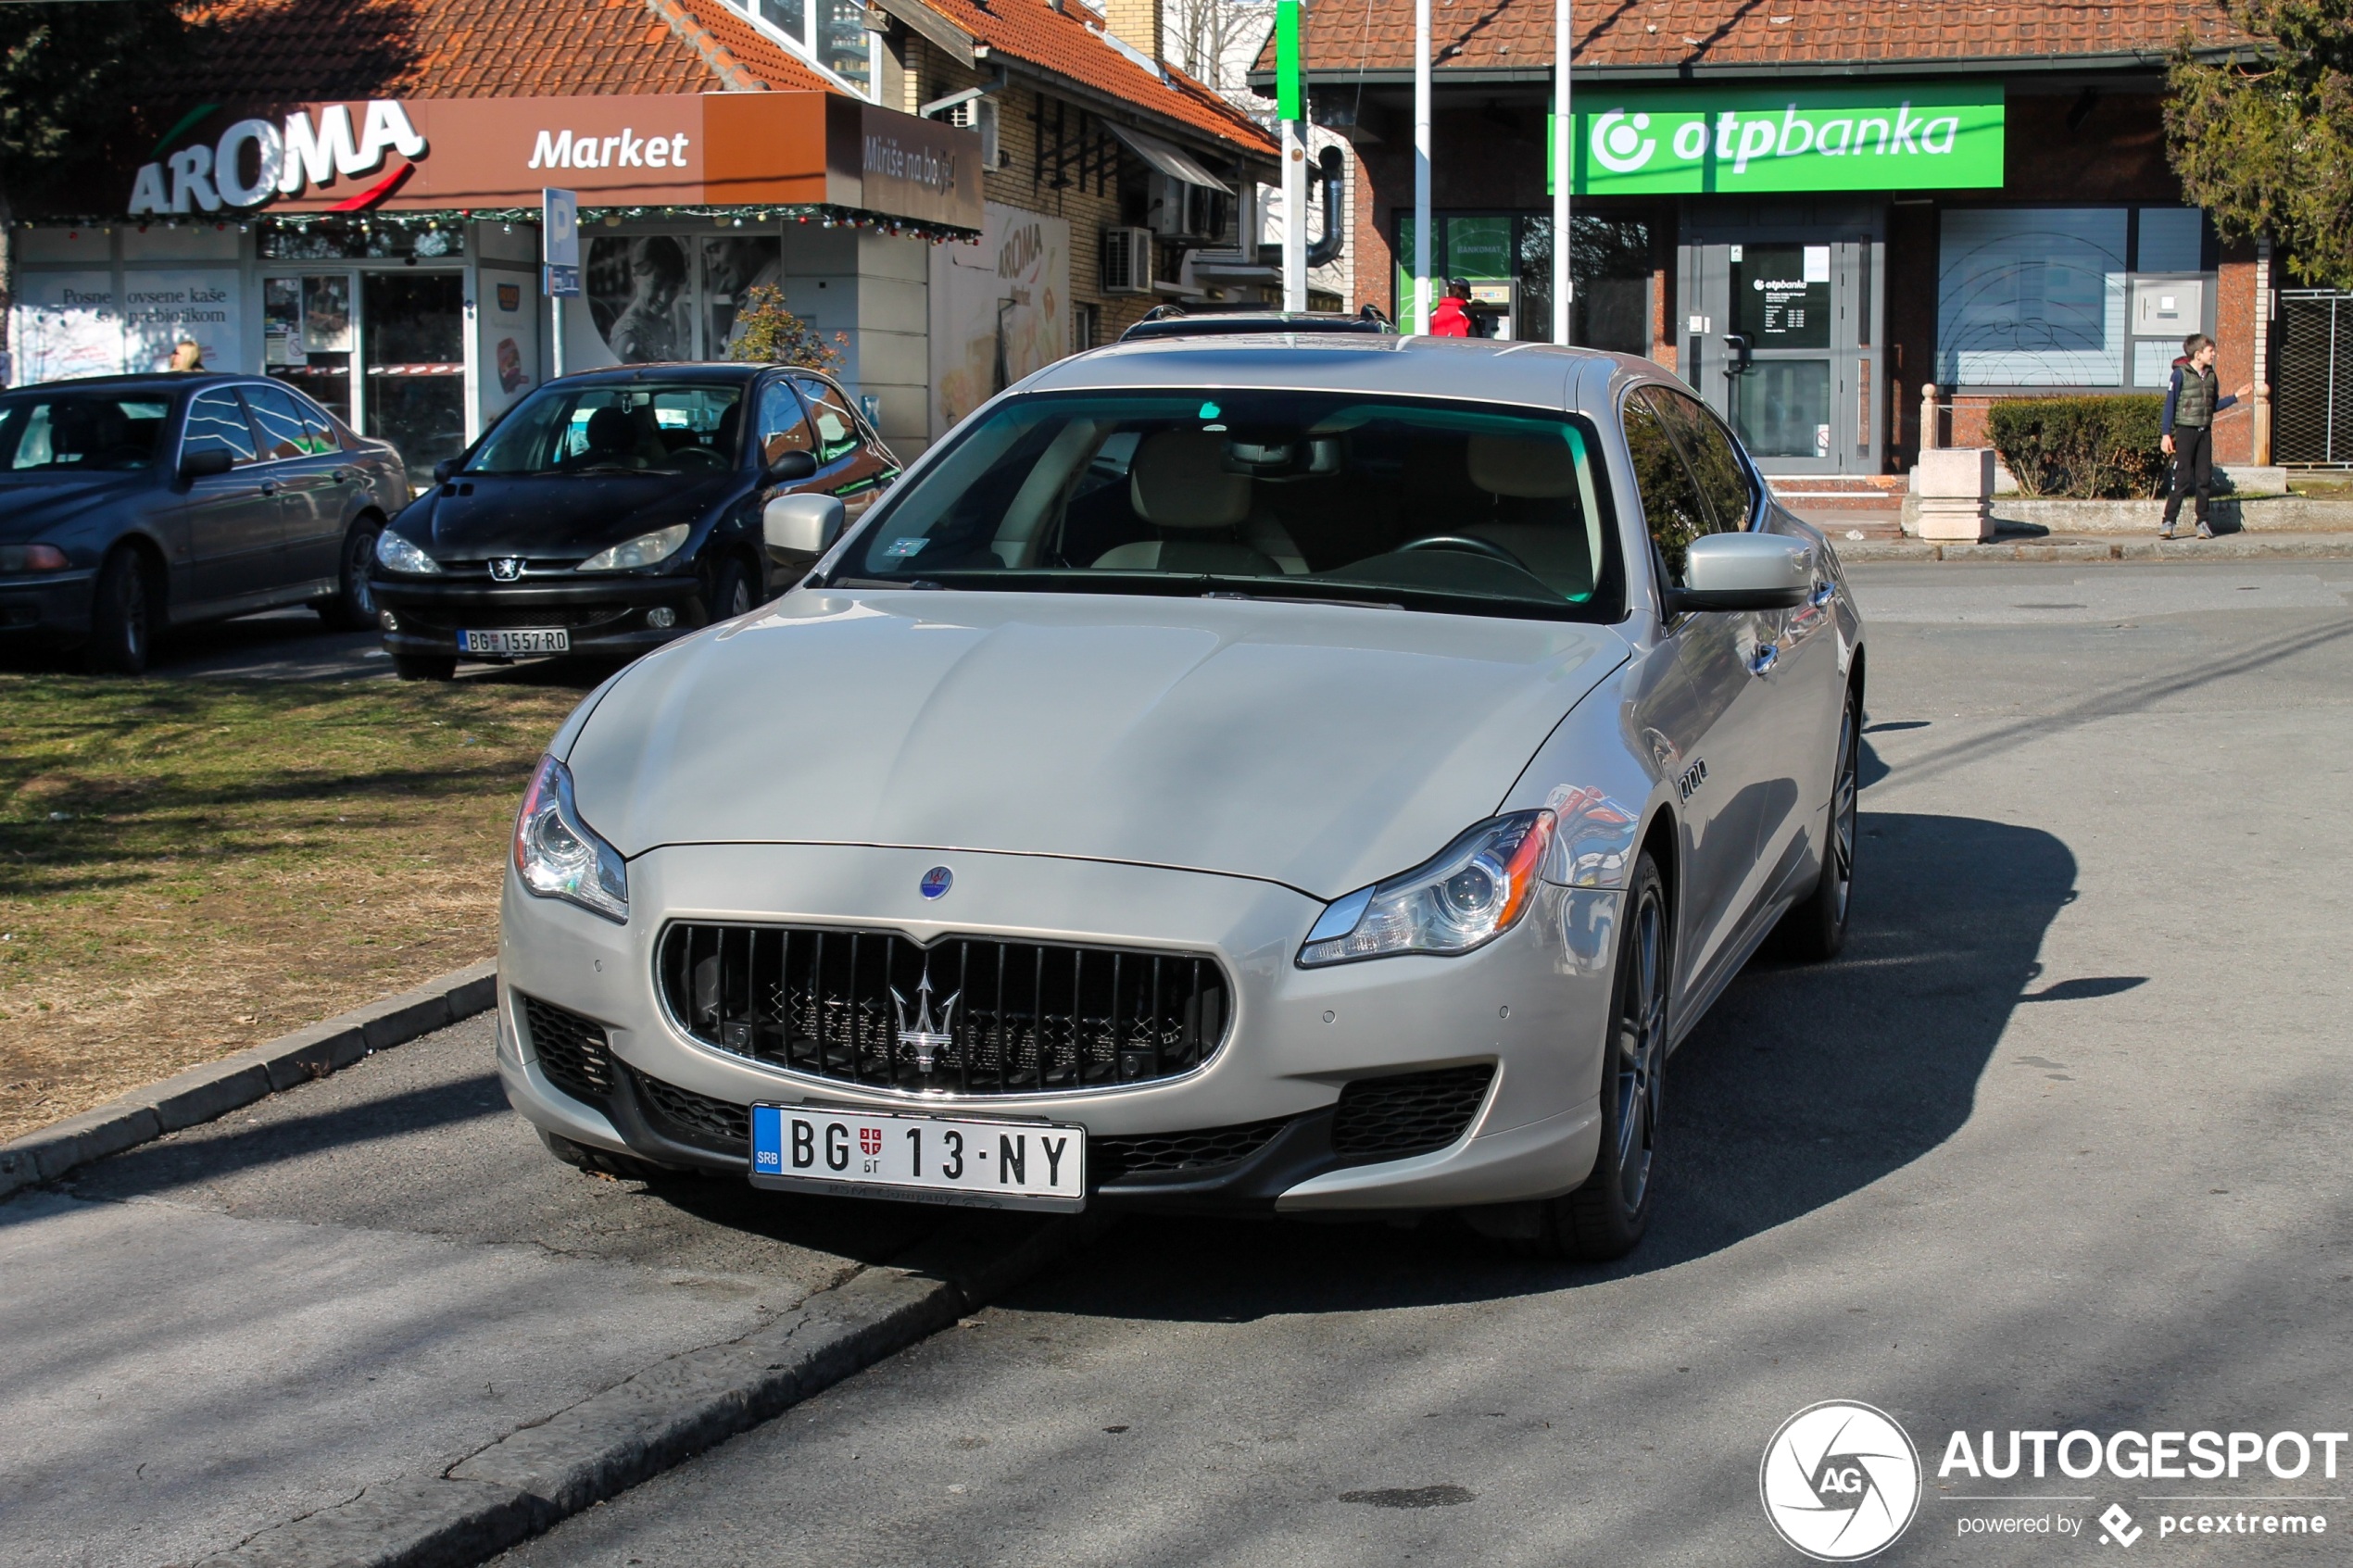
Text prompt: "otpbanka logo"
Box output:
[[1762, 1401, 1924, 1561]]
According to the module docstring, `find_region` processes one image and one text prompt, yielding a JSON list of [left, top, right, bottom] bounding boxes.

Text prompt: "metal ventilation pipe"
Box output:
[[1305, 145, 1346, 270]]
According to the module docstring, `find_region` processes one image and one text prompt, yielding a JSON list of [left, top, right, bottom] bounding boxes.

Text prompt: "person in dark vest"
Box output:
[[2159, 333, 2259, 540]]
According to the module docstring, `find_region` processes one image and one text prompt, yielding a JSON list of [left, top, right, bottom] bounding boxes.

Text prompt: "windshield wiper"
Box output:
[[1202, 588, 1403, 611]]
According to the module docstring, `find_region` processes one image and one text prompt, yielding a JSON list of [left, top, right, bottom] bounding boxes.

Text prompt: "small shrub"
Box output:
[[1985, 395, 2169, 499], [726, 284, 848, 371]]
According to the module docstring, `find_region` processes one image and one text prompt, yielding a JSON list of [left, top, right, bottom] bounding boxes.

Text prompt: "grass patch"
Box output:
[[0, 673, 582, 1143]]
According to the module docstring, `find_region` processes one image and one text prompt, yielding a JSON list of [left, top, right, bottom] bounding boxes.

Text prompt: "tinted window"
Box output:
[[0, 393, 168, 471], [1623, 389, 1712, 585], [1649, 388, 1754, 532], [244, 383, 313, 461], [287, 387, 345, 453], [756, 380, 814, 464], [791, 376, 862, 464], [839, 390, 1621, 621], [183, 387, 260, 468]]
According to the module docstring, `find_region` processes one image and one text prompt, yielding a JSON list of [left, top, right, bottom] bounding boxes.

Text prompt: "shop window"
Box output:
[[1075, 305, 1101, 352], [1936, 208, 2128, 387], [363, 272, 466, 487], [1395, 213, 1651, 353]]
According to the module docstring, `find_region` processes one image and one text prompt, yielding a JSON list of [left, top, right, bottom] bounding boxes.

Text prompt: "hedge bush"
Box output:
[[1985, 395, 2170, 499]]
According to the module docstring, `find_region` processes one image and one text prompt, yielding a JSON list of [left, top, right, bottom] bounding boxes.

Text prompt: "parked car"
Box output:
[[495, 336, 1863, 1261], [368, 364, 899, 680], [0, 373, 409, 672]]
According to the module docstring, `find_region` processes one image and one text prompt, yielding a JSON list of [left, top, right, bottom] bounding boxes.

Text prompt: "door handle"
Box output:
[[1749, 643, 1780, 677], [332, 469, 351, 483], [259, 481, 280, 496]]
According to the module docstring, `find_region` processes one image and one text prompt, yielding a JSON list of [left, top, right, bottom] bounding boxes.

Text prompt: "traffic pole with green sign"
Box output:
[[1277, 0, 1305, 310]]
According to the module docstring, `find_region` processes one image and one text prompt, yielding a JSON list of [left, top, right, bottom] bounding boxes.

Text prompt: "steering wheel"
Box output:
[[671, 445, 724, 471], [1397, 533, 1529, 571]]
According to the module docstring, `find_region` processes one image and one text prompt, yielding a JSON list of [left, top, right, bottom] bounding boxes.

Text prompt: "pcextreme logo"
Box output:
[[1761, 1401, 1924, 1562]]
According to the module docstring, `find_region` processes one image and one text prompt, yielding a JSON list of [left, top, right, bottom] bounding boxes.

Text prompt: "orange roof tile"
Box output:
[[910, 0, 1275, 157], [178, 0, 835, 104], [1254, 0, 2251, 79]]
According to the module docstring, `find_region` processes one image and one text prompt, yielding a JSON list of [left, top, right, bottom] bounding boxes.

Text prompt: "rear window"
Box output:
[[837, 390, 1623, 621], [0, 393, 169, 472]]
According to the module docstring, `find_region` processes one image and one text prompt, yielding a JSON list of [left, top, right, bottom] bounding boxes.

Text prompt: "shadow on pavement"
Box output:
[[1009, 809, 2076, 1323]]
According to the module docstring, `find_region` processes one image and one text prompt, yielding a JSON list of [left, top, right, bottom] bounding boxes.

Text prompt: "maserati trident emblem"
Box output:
[[920, 865, 953, 899], [889, 968, 960, 1073], [490, 557, 523, 582]]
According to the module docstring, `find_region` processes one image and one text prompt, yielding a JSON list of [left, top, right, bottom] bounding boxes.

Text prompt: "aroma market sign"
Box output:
[[1555, 82, 2004, 195], [123, 94, 982, 229]]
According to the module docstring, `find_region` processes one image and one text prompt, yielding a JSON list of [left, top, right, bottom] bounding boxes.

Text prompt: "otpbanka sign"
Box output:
[[125, 94, 982, 232]]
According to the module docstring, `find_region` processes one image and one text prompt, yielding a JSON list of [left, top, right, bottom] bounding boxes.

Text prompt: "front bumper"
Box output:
[[371, 572, 706, 659], [497, 842, 1619, 1212], [0, 568, 97, 640]]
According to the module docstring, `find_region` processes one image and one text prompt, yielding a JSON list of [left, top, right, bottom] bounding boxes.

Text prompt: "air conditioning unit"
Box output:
[[1102, 226, 1155, 294], [945, 96, 1000, 169], [1148, 173, 1232, 242]]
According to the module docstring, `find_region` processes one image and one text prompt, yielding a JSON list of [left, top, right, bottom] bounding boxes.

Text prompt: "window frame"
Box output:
[[1620, 383, 1725, 604], [177, 383, 266, 471]]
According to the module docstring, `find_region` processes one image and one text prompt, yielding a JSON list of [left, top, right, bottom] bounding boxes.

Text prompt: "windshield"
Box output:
[[837, 391, 1621, 620], [0, 392, 169, 473], [466, 383, 743, 476]]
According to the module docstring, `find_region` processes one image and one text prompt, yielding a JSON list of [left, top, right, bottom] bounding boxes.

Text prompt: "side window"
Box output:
[[243, 383, 310, 462], [1652, 389, 1755, 532], [182, 387, 260, 468], [1623, 389, 1714, 586], [287, 388, 345, 454], [756, 380, 814, 464], [791, 375, 862, 464]]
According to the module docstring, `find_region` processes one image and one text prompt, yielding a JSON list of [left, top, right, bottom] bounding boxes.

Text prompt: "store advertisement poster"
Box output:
[[929, 204, 1069, 438], [121, 270, 245, 372], [9, 272, 123, 384], [478, 268, 541, 418]]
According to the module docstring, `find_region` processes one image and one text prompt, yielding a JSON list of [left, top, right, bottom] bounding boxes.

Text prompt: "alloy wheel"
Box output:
[[346, 530, 377, 618], [1612, 884, 1667, 1211], [1829, 699, 1857, 926], [119, 567, 148, 666]]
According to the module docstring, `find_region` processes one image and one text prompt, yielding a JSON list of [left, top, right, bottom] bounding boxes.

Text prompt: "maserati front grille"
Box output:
[[657, 922, 1230, 1095]]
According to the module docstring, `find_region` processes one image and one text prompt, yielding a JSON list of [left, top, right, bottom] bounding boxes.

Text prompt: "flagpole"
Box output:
[[1553, 0, 1571, 345], [1412, 0, 1431, 334]]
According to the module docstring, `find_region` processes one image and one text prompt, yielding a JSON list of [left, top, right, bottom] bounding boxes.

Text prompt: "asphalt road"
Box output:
[[0, 605, 600, 684], [485, 559, 2353, 1567]]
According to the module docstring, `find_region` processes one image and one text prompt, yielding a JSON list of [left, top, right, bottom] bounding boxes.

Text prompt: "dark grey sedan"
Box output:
[[0, 373, 410, 672]]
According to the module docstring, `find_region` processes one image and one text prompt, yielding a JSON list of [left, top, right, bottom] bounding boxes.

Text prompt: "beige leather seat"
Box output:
[[1460, 432, 1596, 598], [1091, 430, 1305, 574]]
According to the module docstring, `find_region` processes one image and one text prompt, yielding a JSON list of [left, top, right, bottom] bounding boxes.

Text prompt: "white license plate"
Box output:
[[459, 628, 569, 656], [749, 1105, 1086, 1212]]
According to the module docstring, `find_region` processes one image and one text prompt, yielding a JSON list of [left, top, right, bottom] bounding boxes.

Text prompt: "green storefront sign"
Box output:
[[1553, 82, 2004, 195]]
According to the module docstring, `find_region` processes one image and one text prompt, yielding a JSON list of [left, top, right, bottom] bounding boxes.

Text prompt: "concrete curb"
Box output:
[[0, 959, 499, 1201], [204, 1210, 1111, 1567], [1841, 533, 2353, 564]]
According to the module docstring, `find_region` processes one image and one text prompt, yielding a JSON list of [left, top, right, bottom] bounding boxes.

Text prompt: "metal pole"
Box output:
[[1553, 0, 1572, 345], [1283, 119, 1308, 311], [550, 295, 567, 380], [1412, 0, 1431, 335]]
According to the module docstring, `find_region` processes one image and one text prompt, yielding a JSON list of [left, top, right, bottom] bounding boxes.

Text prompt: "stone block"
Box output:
[[1917, 446, 1995, 500]]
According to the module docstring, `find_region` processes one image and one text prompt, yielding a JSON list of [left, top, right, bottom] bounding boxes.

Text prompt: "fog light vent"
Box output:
[[647, 607, 676, 629]]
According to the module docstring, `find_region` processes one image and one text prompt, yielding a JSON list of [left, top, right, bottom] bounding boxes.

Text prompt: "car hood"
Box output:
[[566, 589, 1629, 899], [414, 471, 735, 560], [0, 470, 154, 539]]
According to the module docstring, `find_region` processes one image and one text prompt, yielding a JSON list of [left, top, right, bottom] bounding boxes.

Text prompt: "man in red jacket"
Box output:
[[1429, 279, 1473, 338]]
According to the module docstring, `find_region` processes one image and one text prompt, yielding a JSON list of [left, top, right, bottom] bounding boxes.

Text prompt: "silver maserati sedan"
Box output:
[[495, 334, 1863, 1261]]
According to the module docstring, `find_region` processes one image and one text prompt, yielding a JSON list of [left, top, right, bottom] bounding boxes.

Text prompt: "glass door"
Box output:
[[362, 272, 467, 488], [1683, 224, 1883, 474], [263, 270, 360, 431]]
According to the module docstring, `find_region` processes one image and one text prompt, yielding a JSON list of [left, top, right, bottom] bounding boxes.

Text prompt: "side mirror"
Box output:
[[179, 447, 234, 482], [1666, 533, 1811, 614], [433, 457, 461, 483], [765, 449, 818, 483], [763, 492, 846, 557]]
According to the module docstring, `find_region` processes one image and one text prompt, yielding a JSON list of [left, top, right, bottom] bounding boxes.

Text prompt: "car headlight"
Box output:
[[374, 531, 441, 574], [575, 523, 690, 572], [0, 544, 70, 572], [1297, 810, 1556, 967], [512, 754, 628, 922]]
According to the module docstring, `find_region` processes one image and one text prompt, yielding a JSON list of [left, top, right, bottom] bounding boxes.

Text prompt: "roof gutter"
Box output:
[[1247, 42, 2260, 90], [994, 56, 1278, 171]]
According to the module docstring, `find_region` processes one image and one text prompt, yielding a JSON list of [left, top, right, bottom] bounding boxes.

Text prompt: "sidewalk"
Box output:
[[1836, 531, 2353, 563]]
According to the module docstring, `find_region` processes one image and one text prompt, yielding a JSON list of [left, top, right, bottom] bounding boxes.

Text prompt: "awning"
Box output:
[[1103, 122, 1233, 194]]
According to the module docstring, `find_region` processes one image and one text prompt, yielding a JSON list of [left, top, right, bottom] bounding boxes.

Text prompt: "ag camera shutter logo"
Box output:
[[1590, 110, 1657, 174], [1760, 1401, 1922, 1561]]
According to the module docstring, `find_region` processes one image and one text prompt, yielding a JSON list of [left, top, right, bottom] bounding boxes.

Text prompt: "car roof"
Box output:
[[0, 372, 247, 397], [1120, 310, 1396, 343], [1023, 335, 1646, 415], [544, 362, 794, 388]]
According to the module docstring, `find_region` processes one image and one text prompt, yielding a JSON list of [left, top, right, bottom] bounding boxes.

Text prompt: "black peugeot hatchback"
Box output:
[[369, 363, 898, 679]]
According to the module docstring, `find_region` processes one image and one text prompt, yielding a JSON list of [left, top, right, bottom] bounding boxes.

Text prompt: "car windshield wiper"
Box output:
[[820, 568, 1590, 621]]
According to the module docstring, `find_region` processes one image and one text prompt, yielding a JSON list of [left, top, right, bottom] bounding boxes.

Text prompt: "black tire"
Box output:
[[711, 556, 756, 622], [535, 1125, 673, 1183], [1770, 684, 1859, 962], [318, 519, 384, 630], [391, 652, 458, 682], [1500, 853, 1669, 1262], [85, 547, 156, 675]]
